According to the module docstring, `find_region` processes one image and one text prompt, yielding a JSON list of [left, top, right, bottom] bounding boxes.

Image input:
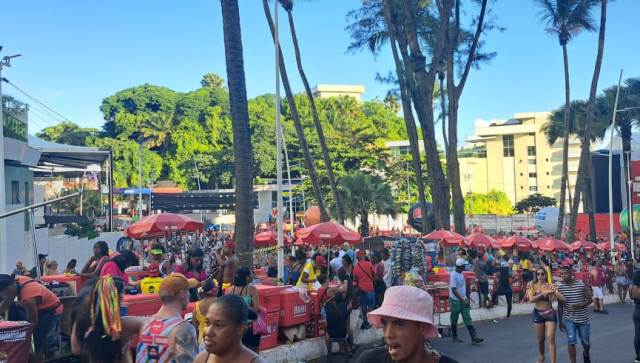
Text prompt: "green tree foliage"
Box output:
[[514, 193, 557, 213], [36, 121, 99, 146], [39, 73, 406, 193], [464, 190, 514, 216], [337, 171, 399, 236]]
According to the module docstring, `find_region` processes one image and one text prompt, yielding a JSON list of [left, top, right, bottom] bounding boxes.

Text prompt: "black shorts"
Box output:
[[478, 281, 489, 295], [33, 310, 60, 354]]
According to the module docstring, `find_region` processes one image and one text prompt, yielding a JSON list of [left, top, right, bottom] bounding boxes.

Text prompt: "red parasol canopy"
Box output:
[[501, 235, 534, 251], [295, 222, 362, 246], [597, 242, 628, 252], [124, 213, 204, 239], [423, 229, 465, 246], [254, 231, 293, 248], [537, 238, 570, 252], [569, 240, 598, 252], [464, 233, 495, 248]]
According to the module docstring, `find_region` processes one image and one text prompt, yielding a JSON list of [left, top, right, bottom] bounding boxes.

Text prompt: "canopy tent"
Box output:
[[254, 231, 293, 248], [569, 240, 598, 252], [124, 213, 204, 239], [464, 233, 495, 248], [423, 229, 464, 247], [537, 238, 570, 252], [500, 235, 534, 251], [295, 222, 362, 246]]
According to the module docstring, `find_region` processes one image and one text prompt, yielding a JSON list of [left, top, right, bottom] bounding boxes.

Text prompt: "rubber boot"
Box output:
[[467, 325, 484, 345], [451, 325, 463, 343]]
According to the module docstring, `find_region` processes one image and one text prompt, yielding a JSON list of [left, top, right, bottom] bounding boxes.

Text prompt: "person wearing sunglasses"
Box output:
[[527, 267, 566, 363]]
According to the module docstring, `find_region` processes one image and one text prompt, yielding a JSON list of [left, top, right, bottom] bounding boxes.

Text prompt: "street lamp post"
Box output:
[[609, 69, 623, 263], [274, 0, 284, 281], [0, 49, 21, 273]]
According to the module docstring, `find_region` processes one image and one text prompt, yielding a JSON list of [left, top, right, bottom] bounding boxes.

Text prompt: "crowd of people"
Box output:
[[1, 230, 640, 363]]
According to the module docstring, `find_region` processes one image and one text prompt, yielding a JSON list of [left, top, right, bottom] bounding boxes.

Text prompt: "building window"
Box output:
[[528, 159, 537, 165], [530, 186, 538, 192], [529, 172, 537, 178], [527, 146, 536, 156], [11, 181, 20, 204], [546, 172, 550, 175], [520, 173, 523, 176], [503, 135, 514, 157], [520, 186, 524, 190], [545, 158, 549, 162]]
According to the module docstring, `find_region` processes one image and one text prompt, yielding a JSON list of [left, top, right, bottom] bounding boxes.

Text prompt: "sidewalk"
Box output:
[[260, 293, 622, 362]]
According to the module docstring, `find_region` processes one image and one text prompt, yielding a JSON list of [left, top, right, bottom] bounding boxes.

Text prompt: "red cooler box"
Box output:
[[258, 311, 279, 351], [42, 274, 82, 295], [0, 321, 32, 363], [279, 287, 310, 327], [255, 285, 286, 314], [122, 293, 162, 317]]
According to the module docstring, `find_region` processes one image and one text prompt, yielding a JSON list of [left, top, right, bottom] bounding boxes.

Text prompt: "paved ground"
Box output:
[[315, 302, 637, 363]]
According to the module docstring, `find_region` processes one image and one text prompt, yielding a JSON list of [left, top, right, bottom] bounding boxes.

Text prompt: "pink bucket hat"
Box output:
[[367, 286, 438, 338]]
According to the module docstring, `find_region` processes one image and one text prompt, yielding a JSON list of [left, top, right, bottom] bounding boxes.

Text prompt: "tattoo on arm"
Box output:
[[171, 322, 199, 363]]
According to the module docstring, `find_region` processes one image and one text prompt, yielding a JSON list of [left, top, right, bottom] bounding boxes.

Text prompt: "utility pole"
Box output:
[[609, 69, 623, 263], [274, 0, 284, 281], [193, 157, 203, 222], [282, 130, 294, 236], [138, 143, 143, 219], [0, 48, 21, 274]]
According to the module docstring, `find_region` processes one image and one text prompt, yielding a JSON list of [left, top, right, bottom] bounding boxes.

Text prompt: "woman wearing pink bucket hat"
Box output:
[[357, 286, 459, 363]]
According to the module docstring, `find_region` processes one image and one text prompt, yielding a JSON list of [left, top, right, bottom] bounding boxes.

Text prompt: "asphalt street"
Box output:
[[321, 302, 637, 363], [429, 302, 635, 363]]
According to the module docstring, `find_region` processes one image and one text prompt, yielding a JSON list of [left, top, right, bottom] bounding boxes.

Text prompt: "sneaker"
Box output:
[[583, 354, 590, 363], [633, 358, 640, 363], [472, 336, 484, 345], [452, 337, 464, 343]]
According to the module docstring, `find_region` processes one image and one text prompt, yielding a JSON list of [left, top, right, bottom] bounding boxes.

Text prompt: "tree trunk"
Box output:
[[220, 0, 254, 268], [285, 9, 345, 224], [556, 44, 571, 239], [567, 0, 608, 242], [382, 4, 431, 233], [439, 75, 448, 152], [360, 211, 370, 238], [262, 0, 329, 222], [390, 0, 453, 229]]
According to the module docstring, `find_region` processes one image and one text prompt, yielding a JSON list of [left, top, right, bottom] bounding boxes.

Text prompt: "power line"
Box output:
[[2, 77, 73, 123]]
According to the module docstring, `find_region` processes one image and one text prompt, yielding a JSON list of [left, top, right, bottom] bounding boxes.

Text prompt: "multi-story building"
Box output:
[[312, 84, 365, 101], [458, 111, 583, 206]]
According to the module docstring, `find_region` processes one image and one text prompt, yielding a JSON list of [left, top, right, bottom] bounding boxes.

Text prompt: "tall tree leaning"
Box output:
[[536, 0, 597, 238], [383, 7, 432, 233], [279, 0, 345, 224], [567, 0, 607, 242], [220, 0, 254, 267], [383, 0, 453, 229], [444, 0, 489, 234], [262, 0, 330, 222]]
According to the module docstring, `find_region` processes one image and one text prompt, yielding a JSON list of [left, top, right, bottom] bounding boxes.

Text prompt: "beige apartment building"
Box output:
[[312, 84, 365, 101], [458, 111, 582, 206]]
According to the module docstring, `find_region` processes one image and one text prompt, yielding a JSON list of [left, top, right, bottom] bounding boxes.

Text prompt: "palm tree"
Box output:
[[278, 0, 345, 224], [261, 0, 330, 221], [139, 112, 174, 154], [220, 0, 255, 267], [567, 0, 608, 242], [337, 172, 399, 237], [346, 0, 432, 232], [535, 0, 597, 238]]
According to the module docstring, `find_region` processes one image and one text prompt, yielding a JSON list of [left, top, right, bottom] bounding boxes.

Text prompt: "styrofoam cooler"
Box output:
[[278, 287, 310, 327], [255, 285, 286, 314], [259, 311, 279, 351], [122, 293, 162, 317]]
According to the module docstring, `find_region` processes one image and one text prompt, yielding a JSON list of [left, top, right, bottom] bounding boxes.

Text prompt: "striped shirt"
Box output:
[[557, 280, 590, 324]]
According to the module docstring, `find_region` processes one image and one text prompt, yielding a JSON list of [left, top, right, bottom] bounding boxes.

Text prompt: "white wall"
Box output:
[[4, 230, 121, 274]]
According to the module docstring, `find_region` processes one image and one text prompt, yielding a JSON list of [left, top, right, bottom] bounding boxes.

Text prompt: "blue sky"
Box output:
[[2, 0, 639, 142]]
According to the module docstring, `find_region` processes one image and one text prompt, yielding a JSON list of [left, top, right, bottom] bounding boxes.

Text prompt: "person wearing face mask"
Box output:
[[357, 286, 459, 363], [193, 294, 266, 363]]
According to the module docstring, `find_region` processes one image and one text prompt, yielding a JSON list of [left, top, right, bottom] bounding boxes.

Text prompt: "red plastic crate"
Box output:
[[309, 289, 324, 316], [279, 287, 310, 327], [255, 285, 286, 314], [122, 293, 162, 317], [259, 312, 279, 351]]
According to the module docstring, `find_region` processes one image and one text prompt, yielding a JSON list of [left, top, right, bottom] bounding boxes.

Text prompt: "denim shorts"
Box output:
[[532, 308, 557, 324], [358, 291, 375, 310], [564, 319, 590, 346]]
